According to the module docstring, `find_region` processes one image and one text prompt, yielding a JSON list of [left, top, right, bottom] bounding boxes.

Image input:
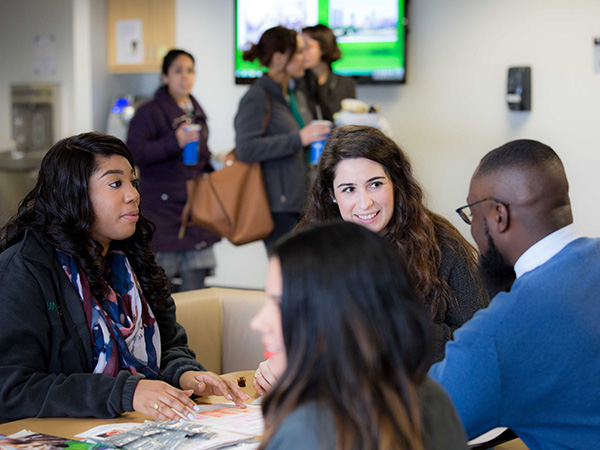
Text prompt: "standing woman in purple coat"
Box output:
[[127, 49, 219, 292]]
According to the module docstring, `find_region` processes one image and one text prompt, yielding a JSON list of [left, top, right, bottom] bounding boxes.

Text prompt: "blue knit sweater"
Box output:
[[430, 238, 600, 450]]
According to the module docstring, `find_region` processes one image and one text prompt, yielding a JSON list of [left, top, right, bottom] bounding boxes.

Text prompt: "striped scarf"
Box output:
[[56, 248, 161, 378]]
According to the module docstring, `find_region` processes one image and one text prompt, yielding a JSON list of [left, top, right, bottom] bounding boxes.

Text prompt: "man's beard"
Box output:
[[479, 225, 516, 298]]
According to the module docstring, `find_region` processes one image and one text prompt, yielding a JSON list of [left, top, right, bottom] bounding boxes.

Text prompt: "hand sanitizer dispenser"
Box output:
[[507, 67, 531, 111]]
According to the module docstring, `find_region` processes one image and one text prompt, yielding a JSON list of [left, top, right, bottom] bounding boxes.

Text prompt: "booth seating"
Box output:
[[172, 287, 266, 375], [172, 287, 529, 450]]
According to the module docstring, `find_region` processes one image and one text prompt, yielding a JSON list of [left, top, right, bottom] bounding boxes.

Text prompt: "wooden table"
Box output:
[[0, 371, 529, 449], [0, 370, 258, 440]]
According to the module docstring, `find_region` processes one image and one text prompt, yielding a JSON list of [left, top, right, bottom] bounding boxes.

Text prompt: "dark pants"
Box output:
[[170, 268, 210, 293], [263, 212, 301, 251]]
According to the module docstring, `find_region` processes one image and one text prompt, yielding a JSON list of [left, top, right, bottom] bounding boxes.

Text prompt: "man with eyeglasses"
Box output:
[[429, 139, 600, 449]]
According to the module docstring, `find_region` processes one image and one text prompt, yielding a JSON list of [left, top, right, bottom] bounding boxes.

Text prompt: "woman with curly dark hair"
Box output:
[[251, 221, 468, 449], [304, 125, 489, 356], [0, 132, 248, 423], [253, 126, 489, 394]]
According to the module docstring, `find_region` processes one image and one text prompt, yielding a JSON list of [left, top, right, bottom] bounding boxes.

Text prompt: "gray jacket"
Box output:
[[265, 377, 468, 450], [234, 75, 312, 214]]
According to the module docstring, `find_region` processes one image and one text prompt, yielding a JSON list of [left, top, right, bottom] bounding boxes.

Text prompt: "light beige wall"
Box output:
[[177, 0, 600, 288], [379, 0, 600, 241]]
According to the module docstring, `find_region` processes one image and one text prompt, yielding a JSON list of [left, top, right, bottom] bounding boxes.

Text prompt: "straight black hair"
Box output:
[[162, 49, 195, 76]]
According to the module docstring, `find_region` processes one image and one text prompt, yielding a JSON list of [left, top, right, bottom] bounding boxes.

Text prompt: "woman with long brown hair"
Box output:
[[251, 221, 468, 449], [302, 125, 489, 359], [253, 126, 488, 394]]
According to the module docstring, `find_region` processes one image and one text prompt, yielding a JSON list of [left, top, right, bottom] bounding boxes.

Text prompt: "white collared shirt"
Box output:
[[513, 224, 580, 279]]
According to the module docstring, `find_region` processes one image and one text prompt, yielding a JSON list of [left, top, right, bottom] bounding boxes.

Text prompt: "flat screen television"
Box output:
[[234, 0, 408, 84]]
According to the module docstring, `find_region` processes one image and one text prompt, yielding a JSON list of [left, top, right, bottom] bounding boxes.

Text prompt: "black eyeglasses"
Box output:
[[455, 198, 508, 225]]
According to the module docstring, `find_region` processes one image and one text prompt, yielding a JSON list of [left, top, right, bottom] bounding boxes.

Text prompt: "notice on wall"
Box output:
[[116, 19, 144, 64], [594, 38, 600, 73], [34, 35, 57, 76]]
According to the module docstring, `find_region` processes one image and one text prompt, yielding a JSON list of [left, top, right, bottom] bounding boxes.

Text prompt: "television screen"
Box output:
[[234, 0, 408, 84]]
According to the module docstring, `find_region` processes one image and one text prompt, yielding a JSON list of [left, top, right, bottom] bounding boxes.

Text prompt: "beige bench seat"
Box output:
[[172, 287, 266, 374]]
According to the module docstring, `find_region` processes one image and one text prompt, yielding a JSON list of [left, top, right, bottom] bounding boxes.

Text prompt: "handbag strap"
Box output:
[[230, 86, 271, 163]]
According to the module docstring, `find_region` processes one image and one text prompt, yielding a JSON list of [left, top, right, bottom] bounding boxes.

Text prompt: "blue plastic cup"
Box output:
[[183, 124, 201, 165], [309, 120, 332, 164]]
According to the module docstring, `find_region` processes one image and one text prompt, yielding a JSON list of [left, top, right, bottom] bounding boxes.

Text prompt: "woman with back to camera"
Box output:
[[234, 25, 331, 249], [300, 24, 356, 121], [253, 125, 488, 393], [127, 49, 218, 292], [251, 221, 469, 450], [0, 132, 248, 423]]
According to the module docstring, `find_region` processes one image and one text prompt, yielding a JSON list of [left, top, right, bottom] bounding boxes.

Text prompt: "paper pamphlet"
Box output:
[[191, 404, 264, 436]]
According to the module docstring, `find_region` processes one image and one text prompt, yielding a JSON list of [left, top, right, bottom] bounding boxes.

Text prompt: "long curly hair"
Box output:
[[260, 222, 432, 450], [300, 125, 479, 319], [0, 132, 171, 309]]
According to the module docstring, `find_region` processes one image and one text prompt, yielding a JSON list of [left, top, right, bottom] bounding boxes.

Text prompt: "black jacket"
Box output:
[[298, 71, 356, 122], [0, 230, 205, 423]]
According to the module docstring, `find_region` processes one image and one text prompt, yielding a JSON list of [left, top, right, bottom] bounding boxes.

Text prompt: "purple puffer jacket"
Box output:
[[127, 86, 220, 253]]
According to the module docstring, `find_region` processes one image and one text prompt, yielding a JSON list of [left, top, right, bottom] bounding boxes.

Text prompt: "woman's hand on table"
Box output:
[[253, 360, 278, 396], [133, 379, 199, 422], [179, 370, 250, 408]]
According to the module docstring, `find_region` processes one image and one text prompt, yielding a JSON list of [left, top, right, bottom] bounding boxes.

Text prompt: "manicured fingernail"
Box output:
[[227, 394, 233, 400], [194, 405, 201, 411], [179, 418, 187, 423], [245, 394, 250, 399], [172, 407, 189, 422], [187, 413, 194, 420]]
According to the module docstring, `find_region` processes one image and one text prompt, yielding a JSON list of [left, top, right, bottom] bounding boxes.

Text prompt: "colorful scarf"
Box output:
[[56, 248, 161, 378]]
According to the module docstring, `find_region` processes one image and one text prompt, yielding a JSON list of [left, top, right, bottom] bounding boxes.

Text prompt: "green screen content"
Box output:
[[235, 0, 407, 84]]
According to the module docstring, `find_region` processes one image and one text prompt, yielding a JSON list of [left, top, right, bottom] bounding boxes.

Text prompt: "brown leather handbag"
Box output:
[[185, 151, 274, 245], [182, 87, 274, 245]]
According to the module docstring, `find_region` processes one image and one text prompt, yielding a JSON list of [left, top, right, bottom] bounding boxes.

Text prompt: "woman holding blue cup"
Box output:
[[235, 26, 331, 250], [127, 49, 219, 292], [308, 119, 332, 164]]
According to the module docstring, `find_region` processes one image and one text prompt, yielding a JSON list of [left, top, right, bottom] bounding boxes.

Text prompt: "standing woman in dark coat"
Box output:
[[234, 26, 331, 249], [0, 132, 248, 423], [127, 49, 219, 291], [300, 24, 356, 121]]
